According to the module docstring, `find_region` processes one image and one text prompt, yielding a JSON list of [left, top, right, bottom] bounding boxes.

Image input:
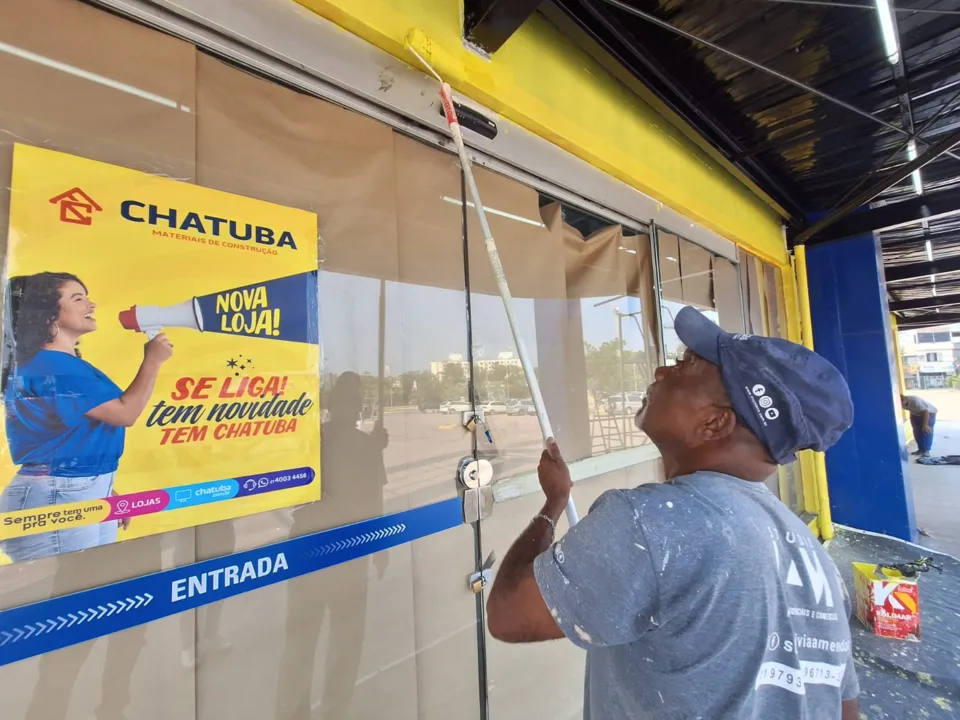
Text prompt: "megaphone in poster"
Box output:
[[118, 271, 318, 344]]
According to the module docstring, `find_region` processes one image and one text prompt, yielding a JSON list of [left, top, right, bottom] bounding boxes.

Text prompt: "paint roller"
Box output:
[[405, 31, 580, 527]]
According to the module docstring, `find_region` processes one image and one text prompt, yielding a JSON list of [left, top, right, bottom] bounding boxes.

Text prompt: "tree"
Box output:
[[583, 340, 650, 397], [504, 366, 528, 399], [444, 362, 465, 384], [399, 372, 416, 405], [441, 362, 468, 401], [412, 371, 442, 402], [487, 365, 508, 384]]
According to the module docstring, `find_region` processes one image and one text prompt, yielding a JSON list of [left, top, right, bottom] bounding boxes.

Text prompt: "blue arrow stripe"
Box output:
[[0, 497, 462, 667]]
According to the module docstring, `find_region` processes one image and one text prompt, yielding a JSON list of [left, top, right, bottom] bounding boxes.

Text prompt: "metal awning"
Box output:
[[467, 0, 960, 328]]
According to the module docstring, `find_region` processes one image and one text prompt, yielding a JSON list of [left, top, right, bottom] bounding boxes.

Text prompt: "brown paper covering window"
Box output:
[[713, 257, 744, 333], [556, 213, 658, 361], [0, 0, 197, 255], [740, 248, 766, 336], [196, 54, 400, 281], [393, 134, 466, 290], [679, 238, 714, 310], [765, 262, 783, 339], [658, 231, 683, 303], [465, 166, 566, 299]]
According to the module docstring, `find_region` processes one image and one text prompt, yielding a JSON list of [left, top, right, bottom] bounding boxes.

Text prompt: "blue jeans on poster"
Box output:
[[911, 414, 936, 454], [0, 471, 118, 562]]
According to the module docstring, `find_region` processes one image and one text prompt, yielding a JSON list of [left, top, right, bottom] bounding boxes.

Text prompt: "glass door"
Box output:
[[463, 168, 663, 718]]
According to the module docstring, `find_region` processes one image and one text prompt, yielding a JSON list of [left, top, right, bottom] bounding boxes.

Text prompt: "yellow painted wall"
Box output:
[[296, 0, 788, 265]]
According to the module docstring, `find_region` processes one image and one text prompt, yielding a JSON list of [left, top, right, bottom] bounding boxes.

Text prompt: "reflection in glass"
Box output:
[[657, 229, 728, 365], [317, 272, 470, 509], [468, 182, 660, 469]]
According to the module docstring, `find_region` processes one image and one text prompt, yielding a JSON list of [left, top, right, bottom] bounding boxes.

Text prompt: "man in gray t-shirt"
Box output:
[[486, 307, 860, 720]]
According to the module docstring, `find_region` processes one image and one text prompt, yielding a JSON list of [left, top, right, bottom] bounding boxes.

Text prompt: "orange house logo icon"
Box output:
[[49, 187, 102, 226]]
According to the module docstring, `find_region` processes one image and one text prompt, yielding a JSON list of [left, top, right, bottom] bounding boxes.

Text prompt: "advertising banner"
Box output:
[[0, 144, 320, 564]]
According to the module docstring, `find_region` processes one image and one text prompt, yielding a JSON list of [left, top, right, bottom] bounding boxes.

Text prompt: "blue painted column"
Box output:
[[805, 233, 918, 542]]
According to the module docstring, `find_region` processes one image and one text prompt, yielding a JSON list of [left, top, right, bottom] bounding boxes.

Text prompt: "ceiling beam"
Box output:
[[792, 127, 960, 245], [896, 312, 960, 329], [889, 293, 960, 312], [598, 0, 960, 165], [463, 0, 544, 54], [886, 255, 960, 282], [552, 0, 808, 222], [792, 188, 960, 244]]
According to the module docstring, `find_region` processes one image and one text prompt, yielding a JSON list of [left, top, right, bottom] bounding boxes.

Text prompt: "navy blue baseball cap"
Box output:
[[674, 307, 853, 464]]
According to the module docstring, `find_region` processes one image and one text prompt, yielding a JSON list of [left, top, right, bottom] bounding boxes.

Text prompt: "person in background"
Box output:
[[486, 307, 859, 720], [901, 394, 937, 458]]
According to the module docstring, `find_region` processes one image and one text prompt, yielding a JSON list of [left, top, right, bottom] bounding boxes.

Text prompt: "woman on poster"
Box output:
[[0, 272, 172, 562]]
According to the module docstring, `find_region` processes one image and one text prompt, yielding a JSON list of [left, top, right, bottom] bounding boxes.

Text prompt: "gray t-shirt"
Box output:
[[903, 395, 937, 416], [534, 471, 858, 720]]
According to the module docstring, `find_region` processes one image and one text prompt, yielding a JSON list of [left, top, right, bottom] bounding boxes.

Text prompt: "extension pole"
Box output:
[[408, 48, 579, 526]]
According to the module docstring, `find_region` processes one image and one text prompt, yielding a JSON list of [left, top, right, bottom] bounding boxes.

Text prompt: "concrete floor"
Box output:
[[907, 389, 960, 558]]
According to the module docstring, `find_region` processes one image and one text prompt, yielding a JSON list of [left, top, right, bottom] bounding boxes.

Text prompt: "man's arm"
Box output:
[[922, 410, 933, 433], [486, 440, 570, 643], [487, 440, 658, 649], [486, 513, 566, 643], [841, 698, 859, 720]]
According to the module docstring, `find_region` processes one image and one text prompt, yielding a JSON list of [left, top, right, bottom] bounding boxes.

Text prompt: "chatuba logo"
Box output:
[[49, 187, 102, 226]]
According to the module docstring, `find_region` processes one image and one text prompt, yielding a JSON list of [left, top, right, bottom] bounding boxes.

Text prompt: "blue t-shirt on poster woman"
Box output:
[[5, 349, 124, 477]]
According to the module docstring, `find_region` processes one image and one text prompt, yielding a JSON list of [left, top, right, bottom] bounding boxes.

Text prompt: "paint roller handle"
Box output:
[[438, 77, 580, 526], [540, 439, 579, 526]]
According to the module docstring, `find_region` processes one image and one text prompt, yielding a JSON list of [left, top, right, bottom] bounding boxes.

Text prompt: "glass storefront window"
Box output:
[[552, 202, 658, 456], [0, 16, 484, 715], [738, 249, 805, 513], [0, 3, 812, 719], [657, 228, 742, 364], [468, 187, 659, 473]]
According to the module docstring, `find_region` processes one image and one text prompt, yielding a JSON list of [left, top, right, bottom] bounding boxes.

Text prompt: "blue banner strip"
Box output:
[[0, 497, 463, 667]]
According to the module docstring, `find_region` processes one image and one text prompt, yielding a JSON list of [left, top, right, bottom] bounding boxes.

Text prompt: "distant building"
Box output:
[[430, 353, 470, 377], [430, 351, 522, 376], [899, 324, 960, 389], [477, 351, 523, 372]]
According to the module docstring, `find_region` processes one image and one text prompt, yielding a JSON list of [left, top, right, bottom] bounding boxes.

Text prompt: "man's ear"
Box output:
[[701, 406, 738, 441]]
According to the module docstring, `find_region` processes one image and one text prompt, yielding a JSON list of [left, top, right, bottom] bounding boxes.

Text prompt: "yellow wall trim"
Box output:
[[295, 0, 787, 264], [794, 245, 834, 540]]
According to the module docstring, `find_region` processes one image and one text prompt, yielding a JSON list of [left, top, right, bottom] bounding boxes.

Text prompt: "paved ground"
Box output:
[[829, 527, 960, 720], [906, 389, 960, 558], [825, 389, 960, 720]]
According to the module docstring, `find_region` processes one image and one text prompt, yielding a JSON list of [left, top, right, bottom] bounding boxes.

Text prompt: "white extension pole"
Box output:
[[409, 50, 579, 526]]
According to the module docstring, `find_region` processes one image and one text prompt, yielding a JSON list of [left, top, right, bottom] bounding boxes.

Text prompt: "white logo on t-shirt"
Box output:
[[776, 532, 835, 608]]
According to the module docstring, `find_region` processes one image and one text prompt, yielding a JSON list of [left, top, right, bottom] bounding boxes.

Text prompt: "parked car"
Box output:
[[440, 400, 472, 414], [482, 401, 508, 415], [418, 399, 441, 413], [606, 392, 646, 415], [508, 399, 537, 416]]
